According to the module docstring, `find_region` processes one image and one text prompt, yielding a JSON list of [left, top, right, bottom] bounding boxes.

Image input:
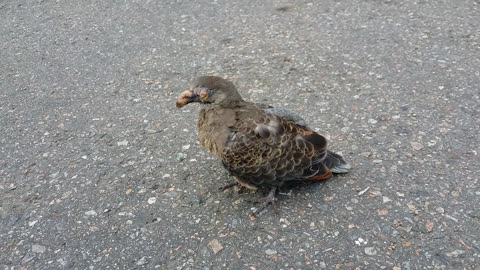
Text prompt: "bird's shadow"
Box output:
[[218, 177, 340, 218]]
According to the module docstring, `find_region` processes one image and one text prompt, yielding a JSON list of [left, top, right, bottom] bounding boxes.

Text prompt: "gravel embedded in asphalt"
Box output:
[[1, 0, 479, 269]]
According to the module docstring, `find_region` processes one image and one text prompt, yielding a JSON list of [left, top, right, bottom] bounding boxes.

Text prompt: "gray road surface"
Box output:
[[1, 0, 479, 269]]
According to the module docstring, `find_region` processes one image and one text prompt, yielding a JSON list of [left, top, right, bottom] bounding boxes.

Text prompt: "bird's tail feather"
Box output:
[[323, 151, 351, 173]]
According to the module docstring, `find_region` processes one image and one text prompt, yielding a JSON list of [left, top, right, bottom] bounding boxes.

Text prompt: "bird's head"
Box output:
[[176, 76, 244, 108]]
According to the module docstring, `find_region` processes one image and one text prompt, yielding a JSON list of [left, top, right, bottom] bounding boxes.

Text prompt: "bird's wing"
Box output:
[[263, 107, 308, 127], [221, 111, 331, 187]]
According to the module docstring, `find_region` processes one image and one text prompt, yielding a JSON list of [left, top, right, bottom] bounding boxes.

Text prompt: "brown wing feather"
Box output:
[[221, 112, 331, 187]]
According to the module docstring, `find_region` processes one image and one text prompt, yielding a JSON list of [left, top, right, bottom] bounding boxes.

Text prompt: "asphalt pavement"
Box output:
[[1, 0, 479, 269]]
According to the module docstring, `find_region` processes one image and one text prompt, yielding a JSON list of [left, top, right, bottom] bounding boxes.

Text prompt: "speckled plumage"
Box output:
[[177, 76, 350, 190]]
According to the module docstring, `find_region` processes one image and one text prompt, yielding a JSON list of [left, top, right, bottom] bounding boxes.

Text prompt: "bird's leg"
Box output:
[[219, 181, 239, 191], [251, 186, 278, 217], [220, 177, 257, 193]]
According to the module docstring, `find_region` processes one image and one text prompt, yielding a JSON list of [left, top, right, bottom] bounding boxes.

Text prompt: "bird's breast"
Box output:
[[197, 108, 236, 157]]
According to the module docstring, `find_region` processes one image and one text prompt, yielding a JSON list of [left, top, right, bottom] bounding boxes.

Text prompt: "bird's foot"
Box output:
[[250, 187, 278, 218]]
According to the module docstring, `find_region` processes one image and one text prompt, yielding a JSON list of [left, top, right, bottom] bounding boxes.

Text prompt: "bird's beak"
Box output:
[[176, 89, 198, 108]]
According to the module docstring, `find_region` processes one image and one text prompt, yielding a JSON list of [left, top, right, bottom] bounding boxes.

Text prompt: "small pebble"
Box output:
[[427, 140, 437, 147], [410, 142, 424, 151], [373, 159, 383, 164], [29, 220, 38, 227], [451, 190, 460, 197], [265, 249, 277, 255], [117, 140, 128, 146], [145, 128, 158, 134], [378, 209, 389, 216], [425, 220, 434, 232], [368, 118, 378, 124], [382, 196, 393, 203], [147, 197, 156, 204], [136, 256, 148, 266], [446, 250, 465, 257], [396, 192, 405, 198], [84, 210, 98, 216], [445, 214, 458, 222], [365, 247, 377, 255], [358, 186, 370, 196], [355, 238, 367, 246], [32, 244, 46, 254], [407, 203, 416, 212], [164, 191, 178, 198], [176, 153, 187, 161], [369, 190, 382, 197], [57, 258, 67, 266], [208, 239, 223, 254], [360, 152, 371, 157]]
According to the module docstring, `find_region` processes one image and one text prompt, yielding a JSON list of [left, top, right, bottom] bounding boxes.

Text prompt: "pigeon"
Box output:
[[176, 76, 350, 215]]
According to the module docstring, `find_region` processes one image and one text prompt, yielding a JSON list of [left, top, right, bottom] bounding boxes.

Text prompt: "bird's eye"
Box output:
[[199, 89, 209, 101]]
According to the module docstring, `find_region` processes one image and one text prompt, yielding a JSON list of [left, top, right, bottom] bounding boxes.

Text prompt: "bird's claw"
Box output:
[[250, 187, 278, 217]]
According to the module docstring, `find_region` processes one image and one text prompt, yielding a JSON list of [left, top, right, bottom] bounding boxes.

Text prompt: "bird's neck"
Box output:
[[216, 98, 248, 109]]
